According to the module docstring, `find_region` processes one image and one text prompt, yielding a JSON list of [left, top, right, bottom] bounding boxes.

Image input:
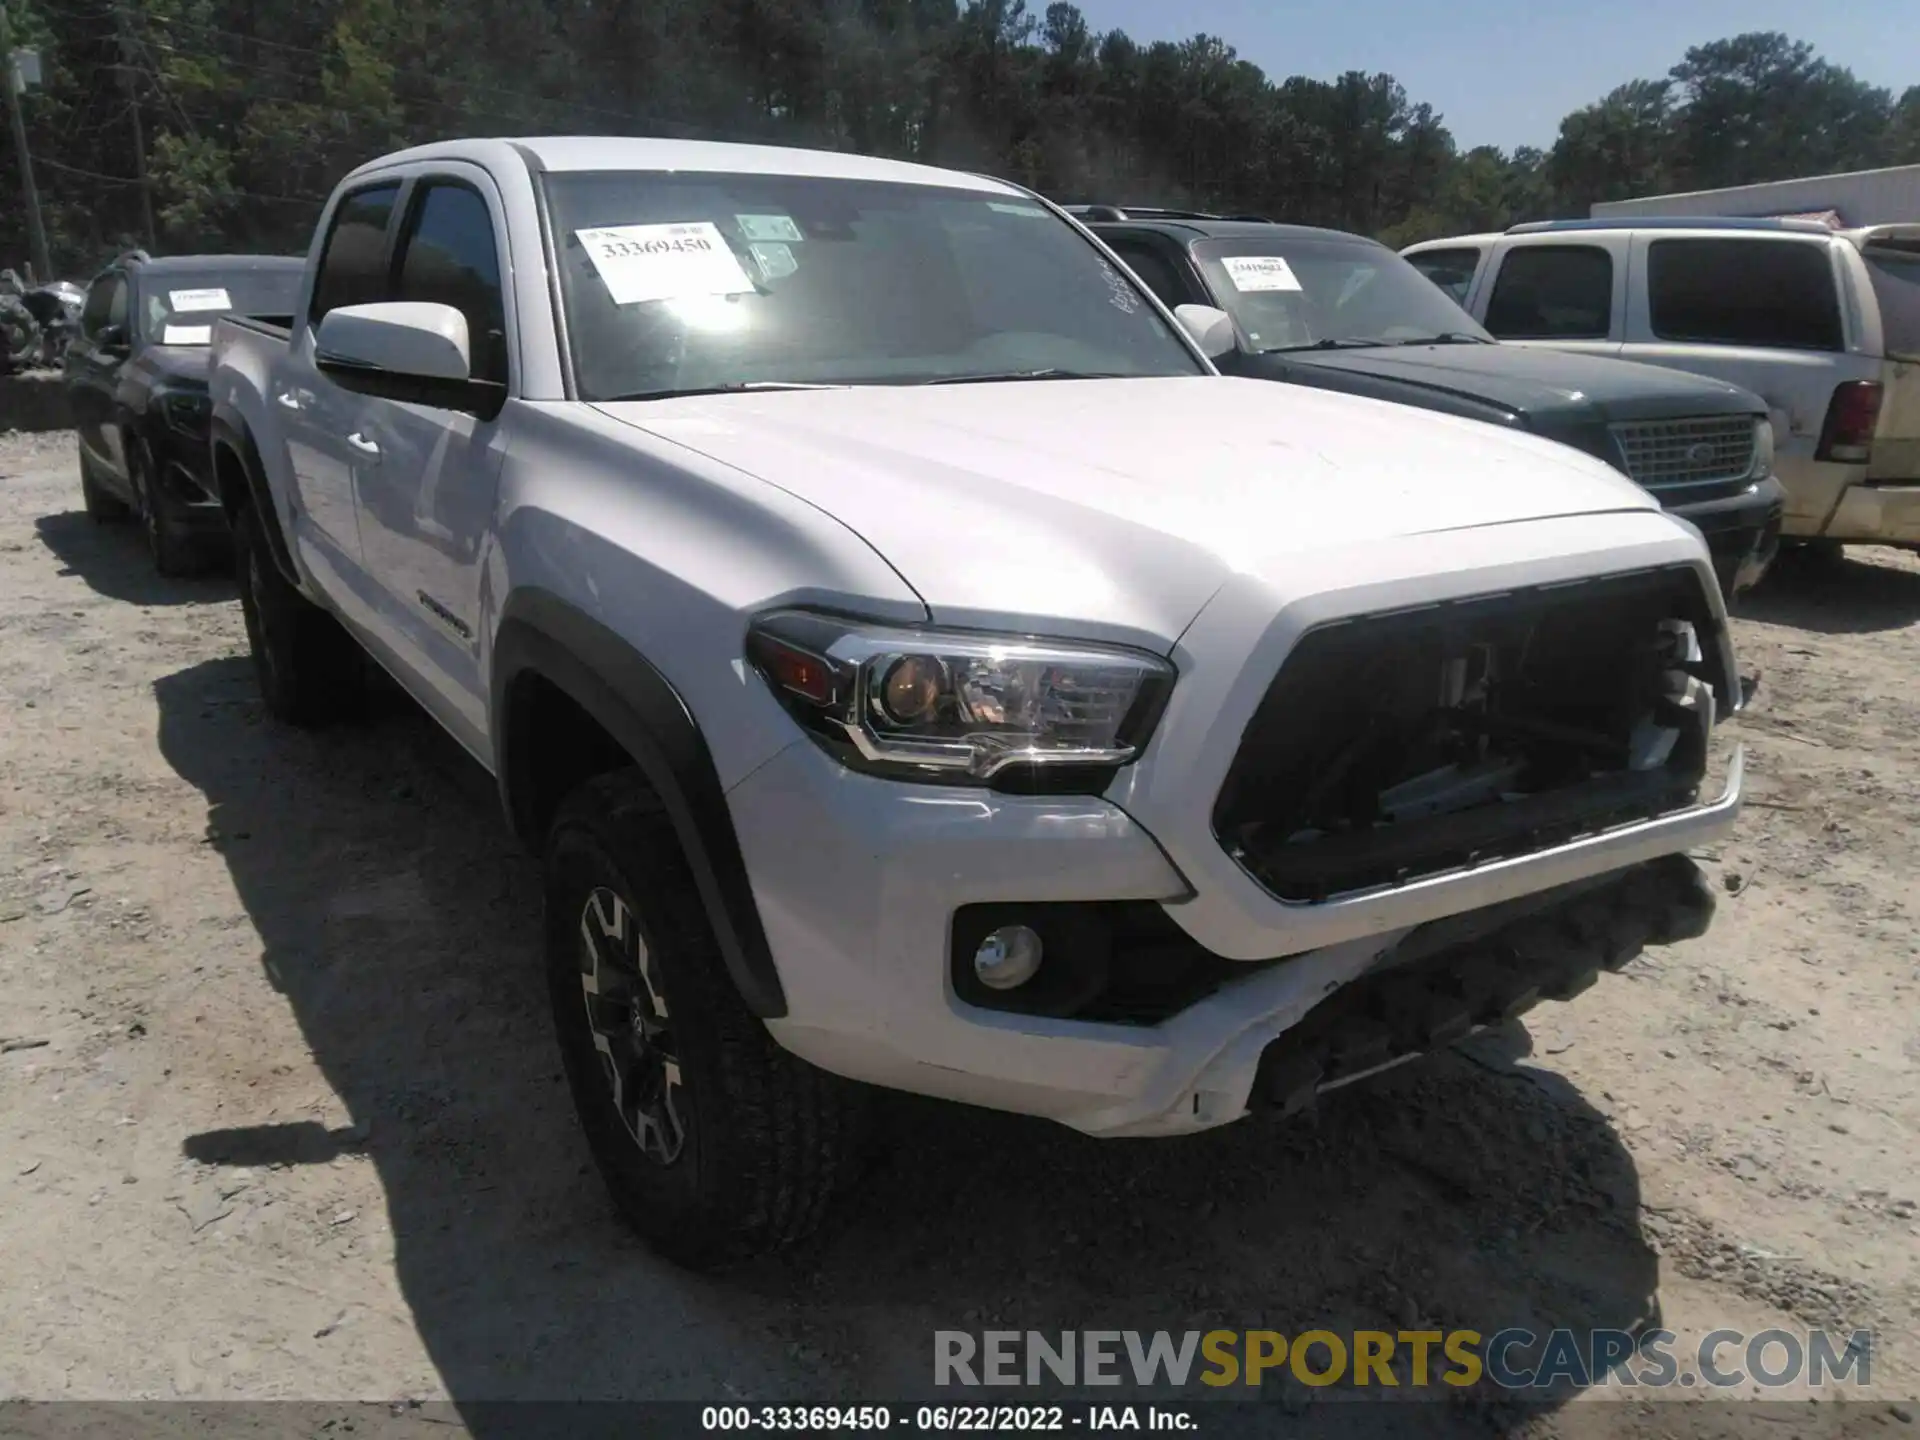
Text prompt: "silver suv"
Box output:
[[1405, 219, 1920, 556]]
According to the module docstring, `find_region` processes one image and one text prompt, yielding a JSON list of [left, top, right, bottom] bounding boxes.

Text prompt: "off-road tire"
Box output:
[[545, 768, 867, 1270], [78, 443, 130, 522], [129, 440, 203, 577], [233, 502, 363, 725]]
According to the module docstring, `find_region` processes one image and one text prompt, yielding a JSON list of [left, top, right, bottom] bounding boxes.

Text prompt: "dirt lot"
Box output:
[[1, 428, 1916, 1434]]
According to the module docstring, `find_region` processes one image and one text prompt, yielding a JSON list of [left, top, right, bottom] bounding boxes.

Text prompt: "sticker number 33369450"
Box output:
[[576, 222, 756, 306]]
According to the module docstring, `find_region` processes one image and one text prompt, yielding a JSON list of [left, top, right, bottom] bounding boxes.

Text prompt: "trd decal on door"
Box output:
[[417, 590, 472, 639]]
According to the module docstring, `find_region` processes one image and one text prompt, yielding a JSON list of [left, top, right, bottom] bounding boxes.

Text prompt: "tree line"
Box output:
[[5, 0, 1919, 275]]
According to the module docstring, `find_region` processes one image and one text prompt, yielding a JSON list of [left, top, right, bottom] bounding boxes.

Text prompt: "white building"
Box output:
[[1590, 162, 1920, 228]]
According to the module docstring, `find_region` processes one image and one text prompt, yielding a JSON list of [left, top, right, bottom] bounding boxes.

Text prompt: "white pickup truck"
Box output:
[[210, 137, 1745, 1268]]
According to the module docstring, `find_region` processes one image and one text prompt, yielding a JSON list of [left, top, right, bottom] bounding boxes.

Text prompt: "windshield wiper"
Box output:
[[1260, 338, 1393, 353], [598, 381, 853, 402], [1392, 332, 1494, 346], [915, 368, 1124, 385]]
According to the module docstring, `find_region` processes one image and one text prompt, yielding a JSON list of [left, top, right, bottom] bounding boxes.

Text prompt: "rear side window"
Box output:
[[1104, 238, 1192, 310], [1407, 247, 1481, 305], [1862, 247, 1920, 362], [1648, 239, 1842, 351], [1485, 245, 1613, 340], [393, 181, 510, 386], [309, 182, 402, 324]]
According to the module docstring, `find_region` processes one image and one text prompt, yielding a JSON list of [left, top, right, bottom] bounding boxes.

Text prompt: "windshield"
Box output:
[[140, 270, 303, 346], [1192, 237, 1492, 353], [543, 172, 1205, 400]]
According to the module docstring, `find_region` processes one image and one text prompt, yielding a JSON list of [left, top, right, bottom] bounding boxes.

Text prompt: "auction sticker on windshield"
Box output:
[[750, 243, 798, 281], [160, 324, 212, 346], [577, 222, 756, 306], [736, 213, 803, 243], [168, 288, 232, 312], [1221, 256, 1302, 293]]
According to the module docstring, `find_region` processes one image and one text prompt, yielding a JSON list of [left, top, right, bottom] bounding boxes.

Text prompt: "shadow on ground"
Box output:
[[1740, 545, 1920, 636], [153, 649, 1662, 1435], [35, 510, 234, 607]]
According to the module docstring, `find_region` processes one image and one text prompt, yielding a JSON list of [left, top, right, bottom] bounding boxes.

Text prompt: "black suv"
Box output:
[[1069, 207, 1786, 601], [65, 251, 304, 575]]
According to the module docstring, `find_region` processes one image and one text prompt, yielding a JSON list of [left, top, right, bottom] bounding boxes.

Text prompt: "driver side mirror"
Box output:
[[1173, 304, 1237, 361], [314, 301, 504, 420], [98, 323, 130, 353]]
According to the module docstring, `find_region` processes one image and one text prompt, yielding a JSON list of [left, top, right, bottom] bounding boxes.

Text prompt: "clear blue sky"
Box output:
[[1066, 0, 1914, 152]]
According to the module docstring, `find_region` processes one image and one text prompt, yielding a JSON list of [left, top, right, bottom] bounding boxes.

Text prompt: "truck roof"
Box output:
[[1078, 213, 1380, 247], [344, 136, 1028, 197], [129, 253, 307, 275]]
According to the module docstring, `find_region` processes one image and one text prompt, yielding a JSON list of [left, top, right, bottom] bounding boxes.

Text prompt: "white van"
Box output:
[[1403, 219, 1920, 553]]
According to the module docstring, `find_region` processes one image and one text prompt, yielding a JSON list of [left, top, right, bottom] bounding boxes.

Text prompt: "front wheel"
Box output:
[[78, 442, 130, 522], [545, 769, 867, 1269], [233, 502, 363, 725], [128, 440, 202, 577]]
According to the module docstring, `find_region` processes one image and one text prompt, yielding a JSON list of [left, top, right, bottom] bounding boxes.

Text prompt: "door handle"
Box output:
[[346, 432, 382, 460], [274, 391, 302, 412]]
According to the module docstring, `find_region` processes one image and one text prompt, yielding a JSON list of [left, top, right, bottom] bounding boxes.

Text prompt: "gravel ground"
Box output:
[[2, 429, 1916, 1436]]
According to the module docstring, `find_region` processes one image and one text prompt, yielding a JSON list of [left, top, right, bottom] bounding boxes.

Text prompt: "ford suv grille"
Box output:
[[1611, 417, 1756, 492], [1215, 567, 1730, 904]]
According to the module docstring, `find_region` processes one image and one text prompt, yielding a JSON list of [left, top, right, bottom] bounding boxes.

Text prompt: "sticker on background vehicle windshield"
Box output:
[[750, 242, 798, 281], [1221, 256, 1302, 293], [736, 213, 804, 243], [160, 324, 212, 346], [988, 201, 1047, 217], [168, 288, 232, 313], [576, 222, 756, 306]]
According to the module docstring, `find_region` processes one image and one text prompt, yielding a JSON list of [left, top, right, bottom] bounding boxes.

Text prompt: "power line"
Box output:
[[140, 33, 706, 140], [32, 147, 324, 204], [138, 12, 706, 133]]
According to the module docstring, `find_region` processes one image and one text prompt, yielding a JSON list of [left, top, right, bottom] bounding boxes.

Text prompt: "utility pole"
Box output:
[[1, 0, 54, 278], [114, 2, 154, 248]]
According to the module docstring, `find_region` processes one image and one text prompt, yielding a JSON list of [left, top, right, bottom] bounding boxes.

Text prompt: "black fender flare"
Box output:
[[208, 413, 301, 586], [492, 589, 788, 1019]]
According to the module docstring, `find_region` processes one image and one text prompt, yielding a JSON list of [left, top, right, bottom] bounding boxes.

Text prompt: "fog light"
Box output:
[[973, 925, 1043, 990]]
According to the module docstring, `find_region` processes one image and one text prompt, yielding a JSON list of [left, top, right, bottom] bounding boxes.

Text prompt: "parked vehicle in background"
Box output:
[[1075, 208, 1784, 599], [0, 275, 31, 372], [65, 251, 304, 575], [211, 137, 1743, 1267], [0, 270, 84, 372], [1403, 220, 1920, 558]]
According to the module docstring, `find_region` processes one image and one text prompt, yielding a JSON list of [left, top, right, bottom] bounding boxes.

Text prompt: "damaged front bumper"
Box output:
[[747, 513, 1746, 1138]]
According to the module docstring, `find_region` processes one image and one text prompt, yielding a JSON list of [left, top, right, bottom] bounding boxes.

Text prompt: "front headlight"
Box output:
[[746, 611, 1174, 788], [1749, 416, 1775, 479]]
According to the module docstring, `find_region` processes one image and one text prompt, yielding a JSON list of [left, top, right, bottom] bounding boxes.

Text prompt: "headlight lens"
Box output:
[[746, 611, 1174, 785], [1750, 416, 1775, 479]]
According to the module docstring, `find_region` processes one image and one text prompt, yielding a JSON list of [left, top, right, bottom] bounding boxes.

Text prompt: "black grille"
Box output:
[[1215, 567, 1727, 904]]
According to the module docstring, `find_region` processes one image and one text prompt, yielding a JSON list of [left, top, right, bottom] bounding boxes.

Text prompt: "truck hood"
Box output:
[[594, 376, 1658, 648], [1280, 344, 1762, 422]]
